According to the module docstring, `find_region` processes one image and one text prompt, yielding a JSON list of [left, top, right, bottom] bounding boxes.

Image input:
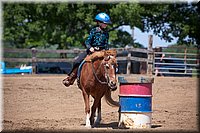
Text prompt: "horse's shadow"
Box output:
[[81, 123, 162, 129]]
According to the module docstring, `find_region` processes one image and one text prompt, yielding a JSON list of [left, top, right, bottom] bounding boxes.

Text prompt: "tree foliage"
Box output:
[[3, 3, 97, 49], [2, 2, 199, 49], [140, 3, 199, 46]]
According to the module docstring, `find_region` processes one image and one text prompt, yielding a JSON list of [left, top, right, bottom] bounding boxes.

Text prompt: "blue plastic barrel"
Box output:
[[118, 76, 153, 128], [119, 96, 152, 113]]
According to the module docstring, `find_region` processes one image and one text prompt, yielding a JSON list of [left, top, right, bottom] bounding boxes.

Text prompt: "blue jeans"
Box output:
[[68, 51, 87, 75]]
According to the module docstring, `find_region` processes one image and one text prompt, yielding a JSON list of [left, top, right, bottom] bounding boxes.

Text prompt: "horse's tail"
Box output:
[[104, 89, 120, 107]]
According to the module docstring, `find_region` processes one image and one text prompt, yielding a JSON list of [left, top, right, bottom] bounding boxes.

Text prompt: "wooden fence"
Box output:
[[3, 35, 199, 76], [3, 47, 199, 76], [2, 47, 153, 74]]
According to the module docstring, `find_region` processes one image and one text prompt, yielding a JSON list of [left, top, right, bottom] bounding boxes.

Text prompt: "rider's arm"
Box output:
[[104, 32, 109, 50], [85, 28, 96, 50]]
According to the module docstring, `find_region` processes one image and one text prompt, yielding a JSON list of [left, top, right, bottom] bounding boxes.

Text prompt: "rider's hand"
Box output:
[[89, 47, 95, 53]]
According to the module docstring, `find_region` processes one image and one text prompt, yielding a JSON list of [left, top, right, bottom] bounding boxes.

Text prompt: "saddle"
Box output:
[[77, 49, 117, 88]]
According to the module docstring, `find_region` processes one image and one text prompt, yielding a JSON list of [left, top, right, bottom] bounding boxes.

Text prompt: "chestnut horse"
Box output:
[[78, 50, 119, 128]]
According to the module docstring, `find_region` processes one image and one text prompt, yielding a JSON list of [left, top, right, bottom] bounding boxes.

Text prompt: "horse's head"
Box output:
[[102, 55, 118, 91], [88, 50, 118, 91]]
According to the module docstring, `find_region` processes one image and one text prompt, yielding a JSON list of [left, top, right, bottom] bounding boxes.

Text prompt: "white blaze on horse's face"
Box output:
[[103, 55, 117, 90]]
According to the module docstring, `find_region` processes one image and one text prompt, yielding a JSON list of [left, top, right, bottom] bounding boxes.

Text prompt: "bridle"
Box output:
[[91, 56, 116, 85]]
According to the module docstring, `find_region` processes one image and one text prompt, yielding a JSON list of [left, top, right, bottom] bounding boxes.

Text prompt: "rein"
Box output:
[[91, 60, 109, 85]]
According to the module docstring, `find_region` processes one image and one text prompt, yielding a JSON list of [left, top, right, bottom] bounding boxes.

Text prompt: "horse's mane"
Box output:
[[84, 50, 117, 62]]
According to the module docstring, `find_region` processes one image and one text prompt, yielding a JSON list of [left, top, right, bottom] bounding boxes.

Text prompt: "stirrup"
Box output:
[[77, 77, 81, 89]]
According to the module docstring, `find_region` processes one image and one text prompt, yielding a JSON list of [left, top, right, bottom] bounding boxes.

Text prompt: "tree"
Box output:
[[3, 2, 199, 49], [139, 3, 199, 46], [3, 3, 97, 49], [109, 2, 199, 46]]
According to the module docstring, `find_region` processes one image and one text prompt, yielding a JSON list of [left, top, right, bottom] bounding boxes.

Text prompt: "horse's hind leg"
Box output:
[[82, 90, 91, 128]]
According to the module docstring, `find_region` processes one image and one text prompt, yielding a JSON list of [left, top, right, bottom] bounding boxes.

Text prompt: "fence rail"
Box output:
[[2, 47, 151, 74], [153, 50, 199, 76], [2, 35, 199, 76], [3, 46, 199, 76]]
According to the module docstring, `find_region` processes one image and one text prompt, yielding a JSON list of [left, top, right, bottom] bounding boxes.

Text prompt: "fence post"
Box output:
[[184, 48, 187, 74], [31, 48, 37, 74], [147, 35, 153, 75], [126, 51, 131, 74]]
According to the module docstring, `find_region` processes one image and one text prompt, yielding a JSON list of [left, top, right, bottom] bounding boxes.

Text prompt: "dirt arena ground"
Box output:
[[2, 74, 199, 132]]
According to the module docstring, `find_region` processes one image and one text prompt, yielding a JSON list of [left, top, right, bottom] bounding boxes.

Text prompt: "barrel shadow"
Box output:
[[93, 122, 120, 129], [95, 123, 162, 129], [151, 124, 162, 128]]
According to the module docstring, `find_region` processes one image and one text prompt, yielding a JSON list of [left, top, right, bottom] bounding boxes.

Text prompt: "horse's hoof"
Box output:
[[85, 125, 91, 128], [94, 121, 100, 125], [91, 122, 99, 128]]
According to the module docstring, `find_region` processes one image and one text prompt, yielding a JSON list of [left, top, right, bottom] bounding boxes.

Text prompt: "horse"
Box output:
[[78, 49, 119, 128]]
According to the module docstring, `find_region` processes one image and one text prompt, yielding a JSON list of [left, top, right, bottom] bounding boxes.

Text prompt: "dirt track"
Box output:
[[2, 74, 199, 132]]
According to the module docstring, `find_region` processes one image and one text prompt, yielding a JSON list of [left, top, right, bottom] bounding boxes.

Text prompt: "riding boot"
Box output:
[[62, 67, 78, 87]]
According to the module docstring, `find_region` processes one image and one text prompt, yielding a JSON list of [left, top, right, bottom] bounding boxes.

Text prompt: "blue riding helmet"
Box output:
[[95, 13, 112, 24]]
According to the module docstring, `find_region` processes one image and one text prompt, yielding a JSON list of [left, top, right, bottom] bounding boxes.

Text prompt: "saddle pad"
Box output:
[[77, 60, 86, 78]]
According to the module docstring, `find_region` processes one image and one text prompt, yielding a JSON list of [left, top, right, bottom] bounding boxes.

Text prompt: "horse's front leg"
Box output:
[[82, 90, 91, 128], [90, 97, 101, 127], [95, 99, 102, 124]]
